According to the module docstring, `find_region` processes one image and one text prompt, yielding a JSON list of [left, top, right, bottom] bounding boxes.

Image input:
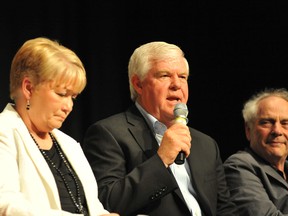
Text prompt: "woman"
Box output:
[[0, 37, 119, 216]]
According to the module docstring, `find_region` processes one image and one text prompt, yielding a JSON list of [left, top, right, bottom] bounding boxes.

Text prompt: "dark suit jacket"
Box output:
[[224, 147, 288, 216], [83, 105, 237, 216]]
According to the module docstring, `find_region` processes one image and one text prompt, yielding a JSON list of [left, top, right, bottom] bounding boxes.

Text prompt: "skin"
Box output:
[[132, 57, 192, 166], [15, 77, 120, 216], [14, 77, 76, 149], [245, 96, 288, 176]]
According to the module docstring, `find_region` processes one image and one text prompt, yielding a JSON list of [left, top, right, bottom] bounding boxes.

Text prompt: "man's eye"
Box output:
[[161, 74, 169, 77], [259, 120, 272, 126], [281, 121, 288, 128]]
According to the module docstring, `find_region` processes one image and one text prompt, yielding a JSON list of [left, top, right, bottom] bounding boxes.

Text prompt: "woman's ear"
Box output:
[[131, 75, 142, 94], [22, 77, 33, 99]]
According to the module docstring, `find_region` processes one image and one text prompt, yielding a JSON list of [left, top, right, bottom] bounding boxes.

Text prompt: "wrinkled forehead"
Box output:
[[257, 96, 288, 116], [151, 58, 189, 73]]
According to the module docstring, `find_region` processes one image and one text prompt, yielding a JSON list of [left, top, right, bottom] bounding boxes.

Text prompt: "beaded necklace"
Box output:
[[30, 132, 85, 214]]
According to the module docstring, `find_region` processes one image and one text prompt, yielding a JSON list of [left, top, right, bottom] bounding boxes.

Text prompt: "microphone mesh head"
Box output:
[[173, 103, 188, 117]]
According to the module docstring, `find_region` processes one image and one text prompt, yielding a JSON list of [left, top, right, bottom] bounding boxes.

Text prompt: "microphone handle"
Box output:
[[174, 116, 187, 165], [174, 151, 185, 165]]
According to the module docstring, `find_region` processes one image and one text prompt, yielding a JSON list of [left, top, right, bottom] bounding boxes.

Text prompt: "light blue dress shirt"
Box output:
[[135, 102, 202, 216]]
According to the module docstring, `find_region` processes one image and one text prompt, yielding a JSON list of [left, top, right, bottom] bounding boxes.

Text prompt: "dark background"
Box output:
[[1, 0, 288, 161]]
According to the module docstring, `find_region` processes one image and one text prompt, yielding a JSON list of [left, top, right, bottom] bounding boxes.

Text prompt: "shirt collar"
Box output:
[[135, 102, 167, 135]]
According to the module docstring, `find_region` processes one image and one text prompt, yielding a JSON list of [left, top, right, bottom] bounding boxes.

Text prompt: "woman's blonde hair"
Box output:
[[10, 37, 87, 100]]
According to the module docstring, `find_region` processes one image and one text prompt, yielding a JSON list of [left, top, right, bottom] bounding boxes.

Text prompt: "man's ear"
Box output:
[[22, 77, 33, 99], [244, 123, 251, 141], [131, 75, 142, 94]]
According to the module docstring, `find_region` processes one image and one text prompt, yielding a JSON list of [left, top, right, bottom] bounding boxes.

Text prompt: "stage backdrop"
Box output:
[[1, 0, 288, 160]]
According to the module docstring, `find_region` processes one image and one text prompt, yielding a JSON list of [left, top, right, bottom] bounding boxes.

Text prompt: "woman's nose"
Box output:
[[63, 97, 74, 113]]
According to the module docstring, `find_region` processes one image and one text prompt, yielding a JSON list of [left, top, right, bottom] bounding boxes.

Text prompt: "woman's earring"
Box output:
[[26, 100, 30, 110]]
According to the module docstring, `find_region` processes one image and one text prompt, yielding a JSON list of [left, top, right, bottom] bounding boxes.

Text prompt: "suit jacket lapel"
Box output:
[[247, 147, 288, 189], [125, 105, 198, 209], [125, 105, 159, 158], [126, 105, 191, 206], [186, 130, 213, 216], [261, 161, 288, 189], [15, 120, 60, 205]]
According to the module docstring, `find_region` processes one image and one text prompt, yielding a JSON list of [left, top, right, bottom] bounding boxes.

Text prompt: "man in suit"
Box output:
[[82, 41, 237, 216], [224, 88, 288, 215]]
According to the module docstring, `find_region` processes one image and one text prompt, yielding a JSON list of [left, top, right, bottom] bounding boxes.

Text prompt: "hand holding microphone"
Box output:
[[157, 103, 191, 166], [173, 103, 189, 165]]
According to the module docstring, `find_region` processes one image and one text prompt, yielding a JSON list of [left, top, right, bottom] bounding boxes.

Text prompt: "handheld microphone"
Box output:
[[173, 103, 189, 165]]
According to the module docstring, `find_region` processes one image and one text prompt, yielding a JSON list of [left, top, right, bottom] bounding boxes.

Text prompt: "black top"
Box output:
[[43, 144, 88, 214]]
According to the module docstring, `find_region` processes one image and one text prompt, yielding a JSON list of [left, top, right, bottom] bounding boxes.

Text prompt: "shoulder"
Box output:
[[224, 149, 259, 168], [88, 112, 128, 134], [189, 127, 218, 148], [97, 112, 127, 124], [0, 104, 19, 125], [189, 127, 215, 141], [90, 105, 144, 129], [187, 127, 224, 162], [0, 104, 28, 138]]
